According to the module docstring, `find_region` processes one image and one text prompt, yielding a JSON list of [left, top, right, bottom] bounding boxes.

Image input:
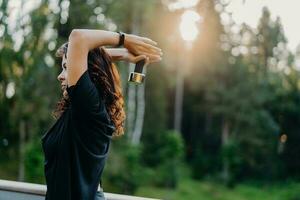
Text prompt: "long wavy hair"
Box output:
[[53, 42, 126, 137]]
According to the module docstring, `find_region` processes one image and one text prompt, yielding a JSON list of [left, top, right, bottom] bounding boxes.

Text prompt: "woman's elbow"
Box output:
[[69, 29, 86, 43]]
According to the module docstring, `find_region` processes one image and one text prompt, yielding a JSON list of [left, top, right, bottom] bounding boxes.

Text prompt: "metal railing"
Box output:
[[0, 179, 160, 200]]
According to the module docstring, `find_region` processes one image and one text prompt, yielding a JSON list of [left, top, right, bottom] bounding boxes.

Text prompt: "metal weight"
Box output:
[[128, 59, 146, 84]]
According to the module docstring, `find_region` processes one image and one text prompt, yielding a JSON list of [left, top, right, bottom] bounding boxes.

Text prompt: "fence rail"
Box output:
[[0, 179, 160, 200]]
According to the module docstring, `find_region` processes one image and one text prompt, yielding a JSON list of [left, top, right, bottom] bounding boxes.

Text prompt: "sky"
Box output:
[[167, 0, 300, 53], [227, 0, 300, 53]]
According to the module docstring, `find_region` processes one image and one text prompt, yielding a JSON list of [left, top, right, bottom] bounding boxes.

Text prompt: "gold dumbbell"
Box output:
[[128, 59, 146, 84]]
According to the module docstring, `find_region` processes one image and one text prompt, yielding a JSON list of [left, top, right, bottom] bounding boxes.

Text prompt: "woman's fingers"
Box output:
[[129, 46, 161, 59], [125, 35, 162, 56], [131, 36, 162, 53], [142, 52, 161, 61], [127, 33, 160, 47], [132, 55, 147, 63], [143, 55, 161, 63], [149, 57, 161, 63], [145, 56, 150, 66], [137, 46, 162, 57], [125, 34, 163, 64], [141, 37, 158, 46], [140, 42, 162, 54], [131, 54, 160, 64], [131, 35, 157, 46]]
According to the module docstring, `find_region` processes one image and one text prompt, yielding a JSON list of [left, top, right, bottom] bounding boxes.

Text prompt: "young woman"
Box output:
[[41, 29, 162, 200]]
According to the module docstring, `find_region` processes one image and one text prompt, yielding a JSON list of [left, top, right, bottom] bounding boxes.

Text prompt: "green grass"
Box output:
[[135, 179, 300, 200], [0, 158, 19, 181], [134, 164, 300, 200]]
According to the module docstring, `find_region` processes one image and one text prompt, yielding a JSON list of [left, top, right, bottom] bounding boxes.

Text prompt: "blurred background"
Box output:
[[1, 0, 300, 199]]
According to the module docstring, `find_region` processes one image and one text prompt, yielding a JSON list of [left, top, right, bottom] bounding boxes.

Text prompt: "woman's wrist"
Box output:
[[116, 31, 125, 47]]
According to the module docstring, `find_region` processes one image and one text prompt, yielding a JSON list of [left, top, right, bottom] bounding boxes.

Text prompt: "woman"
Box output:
[[41, 29, 162, 200]]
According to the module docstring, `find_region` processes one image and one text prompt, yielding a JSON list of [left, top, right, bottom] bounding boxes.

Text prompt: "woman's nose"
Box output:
[[57, 72, 64, 81]]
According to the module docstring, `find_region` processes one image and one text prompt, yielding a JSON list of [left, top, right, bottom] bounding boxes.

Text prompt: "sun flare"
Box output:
[[179, 10, 201, 41]]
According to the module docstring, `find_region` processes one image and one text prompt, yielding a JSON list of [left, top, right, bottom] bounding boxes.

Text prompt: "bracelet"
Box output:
[[116, 31, 125, 47]]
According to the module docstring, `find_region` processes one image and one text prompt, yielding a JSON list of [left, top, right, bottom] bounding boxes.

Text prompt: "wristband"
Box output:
[[116, 31, 125, 47]]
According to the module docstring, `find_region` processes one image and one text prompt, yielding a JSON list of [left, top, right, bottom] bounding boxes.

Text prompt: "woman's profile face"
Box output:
[[57, 54, 68, 97]]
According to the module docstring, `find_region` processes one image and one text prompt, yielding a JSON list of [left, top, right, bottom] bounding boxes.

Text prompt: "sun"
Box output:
[[179, 10, 201, 41]]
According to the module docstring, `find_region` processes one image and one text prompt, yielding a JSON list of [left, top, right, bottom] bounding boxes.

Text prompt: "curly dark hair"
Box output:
[[53, 42, 126, 137]]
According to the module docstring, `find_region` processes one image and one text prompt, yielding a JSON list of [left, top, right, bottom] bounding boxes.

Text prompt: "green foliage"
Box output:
[[24, 138, 45, 184], [184, 1, 300, 185], [160, 130, 184, 160], [104, 130, 184, 192], [142, 64, 169, 167], [103, 139, 145, 194], [147, 130, 184, 188], [220, 139, 243, 187], [190, 141, 219, 180]]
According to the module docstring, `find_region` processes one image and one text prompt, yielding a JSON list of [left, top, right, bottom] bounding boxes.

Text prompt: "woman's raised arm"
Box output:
[[70, 29, 161, 55], [66, 29, 162, 87]]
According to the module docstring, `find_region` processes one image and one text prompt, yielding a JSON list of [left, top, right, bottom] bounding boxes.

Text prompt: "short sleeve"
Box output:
[[66, 70, 101, 115]]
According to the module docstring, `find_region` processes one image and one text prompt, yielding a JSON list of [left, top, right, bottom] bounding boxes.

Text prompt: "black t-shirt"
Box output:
[[41, 70, 115, 200]]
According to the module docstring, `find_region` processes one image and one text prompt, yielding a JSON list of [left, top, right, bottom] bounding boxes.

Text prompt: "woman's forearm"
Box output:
[[69, 29, 119, 50], [105, 48, 129, 62]]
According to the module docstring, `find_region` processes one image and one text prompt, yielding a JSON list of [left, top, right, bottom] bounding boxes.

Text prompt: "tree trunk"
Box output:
[[126, 62, 137, 140], [205, 112, 212, 135], [174, 58, 184, 133], [18, 119, 25, 181], [221, 118, 230, 183], [126, 4, 146, 145], [131, 68, 146, 145]]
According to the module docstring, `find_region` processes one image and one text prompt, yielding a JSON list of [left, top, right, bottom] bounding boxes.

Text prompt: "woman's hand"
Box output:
[[127, 53, 151, 67], [124, 33, 162, 62], [105, 48, 158, 64]]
